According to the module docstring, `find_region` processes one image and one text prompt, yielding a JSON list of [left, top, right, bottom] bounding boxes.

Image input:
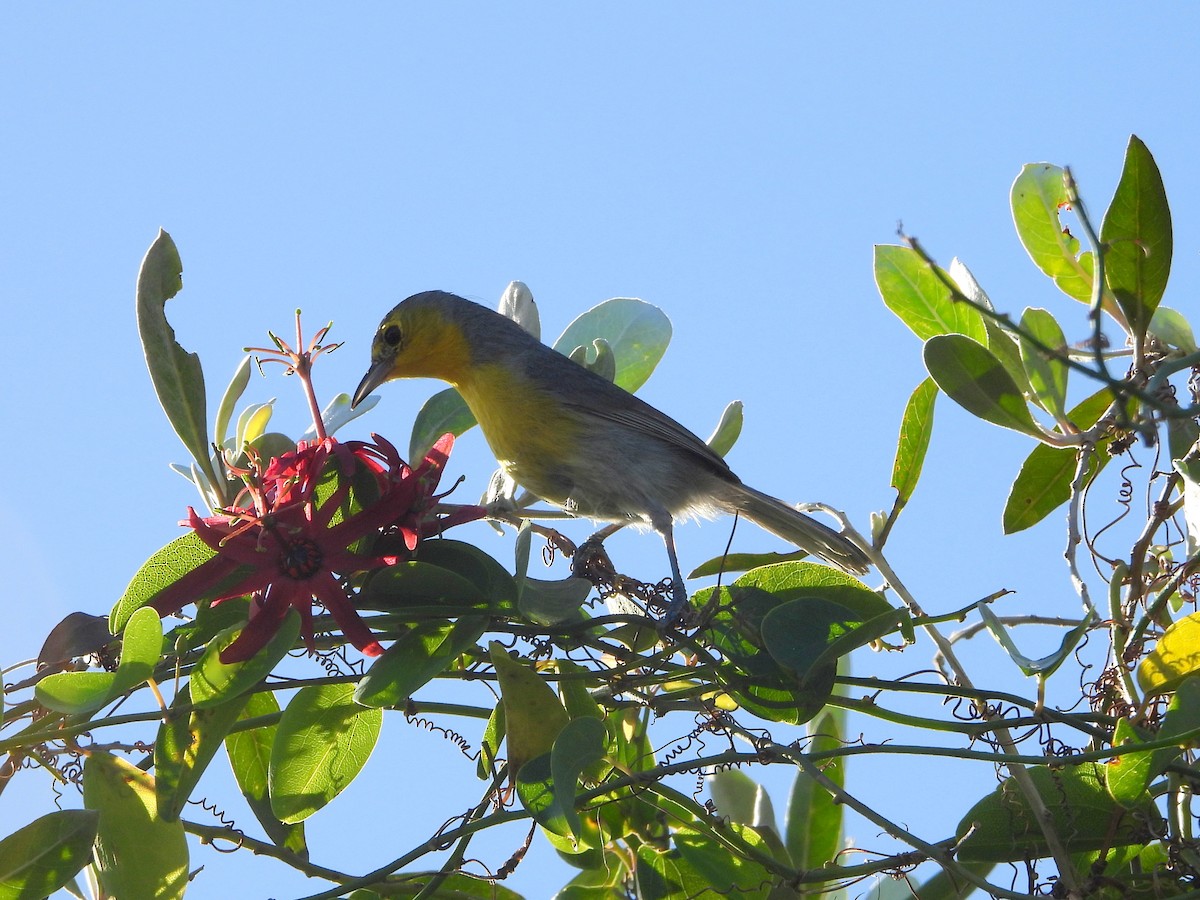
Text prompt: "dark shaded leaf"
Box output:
[[923, 334, 1040, 436], [1101, 135, 1172, 340], [956, 763, 1161, 862]]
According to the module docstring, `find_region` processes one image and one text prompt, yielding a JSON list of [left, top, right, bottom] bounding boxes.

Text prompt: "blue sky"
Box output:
[[3, 6, 1199, 897]]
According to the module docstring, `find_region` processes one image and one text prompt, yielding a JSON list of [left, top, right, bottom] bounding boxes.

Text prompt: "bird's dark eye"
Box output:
[[382, 324, 402, 347]]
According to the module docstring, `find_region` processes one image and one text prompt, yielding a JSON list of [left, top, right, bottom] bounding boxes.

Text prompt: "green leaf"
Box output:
[[33, 670, 117, 716], [354, 616, 487, 708], [518, 576, 592, 626], [672, 825, 775, 898], [873, 245, 986, 343], [697, 563, 883, 725], [890, 378, 938, 509], [490, 642, 570, 775], [923, 334, 1041, 436], [1149, 306, 1197, 353], [1002, 388, 1117, 533], [410, 539, 518, 610], [360, 561, 488, 611], [689, 549, 810, 579], [978, 604, 1092, 678], [1139, 610, 1200, 695], [135, 229, 218, 487], [955, 763, 1161, 862], [1018, 307, 1069, 420], [189, 610, 301, 709], [155, 683, 251, 821], [82, 752, 189, 900], [1146, 676, 1200, 781], [1100, 135, 1172, 340], [269, 683, 383, 823], [409, 387, 479, 462], [1010, 164, 1097, 305], [110, 531, 225, 632], [705, 400, 744, 458], [1106, 718, 1154, 809], [551, 717, 606, 839], [708, 769, 777, 832], [786, 710, 844, 871], [224, 691, 307, 858], [215, 355, 252, 448], [761, 597, 901, 685], [235, 400, 274, 449], [35, 607, 163, 715], [635, 844, 714, 900], [568, 338, 617, 383], [552, 297, 672, 393], [516, 718, 606, 839], [0, 810, 99, 900]]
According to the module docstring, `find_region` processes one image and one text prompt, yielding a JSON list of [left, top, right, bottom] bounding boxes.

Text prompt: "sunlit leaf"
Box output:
[[354, 616, 487, 708], [890, 378, 938, 509], [1149, 306, 1197, 353], [490, 642, 570, 776], [225, 691, 307, 858], [552, 297, 672, 393], [706, 400, 744, 458], [270, 683, 383, 824], [214, 355, 252, 449], [155, 682, 250, 821], [1010, 164, 1097, 306], [136, 229, 217, 486], [35, 608, 162, 715], [978, 604, 1092, 678], [568, 338, 617, 383], [83, 753, 189, 900], [0, 810, 98, 900], [409, 387, 478, 462], [786, 709, 844, 870], [189, 611, 301, 709], [498, 280, 540, 338], [1138, 610, 1200, 695], [874, 245, 986, 343], [110, 531, 224, 633], [1106, 718, 1154, 810], [1002, 388, 1117, 533], [1018, 307, 1069, 420], [516, 717, 606, 839]]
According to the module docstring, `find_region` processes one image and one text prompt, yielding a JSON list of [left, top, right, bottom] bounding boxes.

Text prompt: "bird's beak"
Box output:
[[351, 359, 392, 409]]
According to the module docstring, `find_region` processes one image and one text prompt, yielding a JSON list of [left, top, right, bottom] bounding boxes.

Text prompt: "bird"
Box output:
[[351, 291, 870, 624]]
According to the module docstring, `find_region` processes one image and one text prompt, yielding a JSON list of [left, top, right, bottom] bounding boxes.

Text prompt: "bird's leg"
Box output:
[[657, 521, 690, 630]]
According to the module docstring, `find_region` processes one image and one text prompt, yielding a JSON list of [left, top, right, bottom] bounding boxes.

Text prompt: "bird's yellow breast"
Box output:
[[455, 361, 583, 495]]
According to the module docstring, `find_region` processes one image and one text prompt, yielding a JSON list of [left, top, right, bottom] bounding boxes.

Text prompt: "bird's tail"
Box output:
[[727, 483, 871, 575]]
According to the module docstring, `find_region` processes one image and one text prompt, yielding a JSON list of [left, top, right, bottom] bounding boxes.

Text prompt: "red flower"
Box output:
[[149, 434, 483, 663]]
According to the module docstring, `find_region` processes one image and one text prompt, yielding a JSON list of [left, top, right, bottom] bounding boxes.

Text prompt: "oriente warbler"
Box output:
[[352, 291, 870, 621]]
